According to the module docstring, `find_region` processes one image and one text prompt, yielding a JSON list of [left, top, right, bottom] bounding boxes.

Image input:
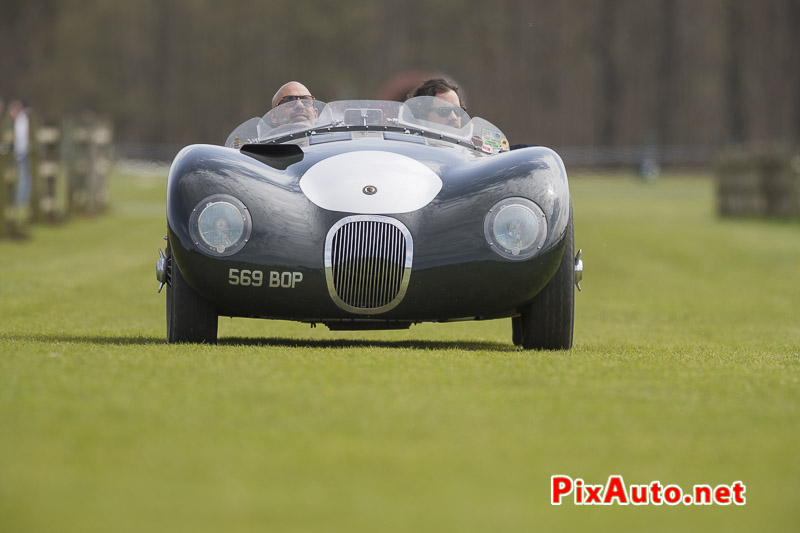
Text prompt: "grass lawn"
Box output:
[[1, 167, 798, 532]]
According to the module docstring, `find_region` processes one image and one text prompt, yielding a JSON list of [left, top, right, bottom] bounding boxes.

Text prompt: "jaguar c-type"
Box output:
[[157, 96, 583, 349]]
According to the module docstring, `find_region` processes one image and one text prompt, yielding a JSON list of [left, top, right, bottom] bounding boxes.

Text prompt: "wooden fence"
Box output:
[[1, 114, 113, 238], [716, 146, 800, 218]]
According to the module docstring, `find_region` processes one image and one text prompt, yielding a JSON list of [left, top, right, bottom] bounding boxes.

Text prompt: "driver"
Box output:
[[269, 81, 318, 127], [406, 78, 466, 128]]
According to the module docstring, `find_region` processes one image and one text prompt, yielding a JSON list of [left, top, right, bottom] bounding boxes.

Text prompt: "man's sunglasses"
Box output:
[[432, 106, 464, 118], [276, 95, 314, 107]]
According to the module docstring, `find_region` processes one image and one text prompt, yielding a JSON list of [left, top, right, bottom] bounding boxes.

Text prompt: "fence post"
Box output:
[[716, 145, 800, 218], [716, 148, 764, 217], [63, 114, 112, 216], [760, 148, 800, 217], [34, 125, 65, 223], [65, 118, 91, 216], [88, 119, 113, 214]]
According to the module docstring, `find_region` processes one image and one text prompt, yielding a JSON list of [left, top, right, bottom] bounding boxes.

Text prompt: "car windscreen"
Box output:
[[225, 97, 508, 154]]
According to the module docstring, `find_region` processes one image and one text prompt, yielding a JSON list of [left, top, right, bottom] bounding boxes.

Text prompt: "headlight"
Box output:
[[189, 194, 252, 256], [484, 197, 547, 260]]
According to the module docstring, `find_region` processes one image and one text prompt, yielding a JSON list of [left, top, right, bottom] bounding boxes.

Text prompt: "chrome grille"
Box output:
[[324, 216, 413, 314]]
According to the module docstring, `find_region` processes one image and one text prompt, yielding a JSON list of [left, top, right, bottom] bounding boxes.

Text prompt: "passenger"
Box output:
[[406, 78, 466, 128], [269, 81, 318, 127]]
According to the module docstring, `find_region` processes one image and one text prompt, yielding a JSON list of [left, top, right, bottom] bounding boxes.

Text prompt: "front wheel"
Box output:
[[166, 246, 218, 344], [511, 316, 523, 346], [518, 206, 575, 350]]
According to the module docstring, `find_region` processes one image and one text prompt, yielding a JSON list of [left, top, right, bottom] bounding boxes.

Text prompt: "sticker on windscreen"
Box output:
[[481, 128, 509, 154]]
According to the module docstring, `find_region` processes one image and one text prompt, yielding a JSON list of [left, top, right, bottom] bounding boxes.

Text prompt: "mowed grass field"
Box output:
[[1, 167, 798, 532]]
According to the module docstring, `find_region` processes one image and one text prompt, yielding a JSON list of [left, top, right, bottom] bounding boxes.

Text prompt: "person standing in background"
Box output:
[[6, 100, 31, 238], [8, 100, 30, 208]]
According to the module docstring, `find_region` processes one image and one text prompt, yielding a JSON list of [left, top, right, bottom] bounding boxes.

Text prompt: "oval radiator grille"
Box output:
[[324, 216, 413, 314]]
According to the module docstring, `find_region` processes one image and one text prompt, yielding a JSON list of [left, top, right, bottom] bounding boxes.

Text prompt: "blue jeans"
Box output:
[[15, 153, 30, 206]]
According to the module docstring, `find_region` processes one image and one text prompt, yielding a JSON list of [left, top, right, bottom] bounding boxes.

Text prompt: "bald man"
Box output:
[[269, 81, 318, 126]]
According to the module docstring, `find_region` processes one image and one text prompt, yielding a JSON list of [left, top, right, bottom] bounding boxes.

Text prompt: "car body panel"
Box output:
[[166, 98, 572, 330]]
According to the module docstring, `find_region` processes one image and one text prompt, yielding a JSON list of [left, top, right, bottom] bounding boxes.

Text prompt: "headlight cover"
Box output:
[[189, 194, 252, 256], [484, 197, 547, 260]]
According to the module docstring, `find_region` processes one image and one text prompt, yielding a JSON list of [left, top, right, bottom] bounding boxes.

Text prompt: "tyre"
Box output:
[[166, 246, 218, 344], [511, 316, 523, 346], [518, 205, 575, 350]]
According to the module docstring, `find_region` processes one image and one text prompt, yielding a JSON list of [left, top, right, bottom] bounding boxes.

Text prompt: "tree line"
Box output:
[[2, 0, 798, 152]]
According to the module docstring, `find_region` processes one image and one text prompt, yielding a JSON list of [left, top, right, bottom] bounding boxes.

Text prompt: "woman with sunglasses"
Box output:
[[406, 78, 466, 128]]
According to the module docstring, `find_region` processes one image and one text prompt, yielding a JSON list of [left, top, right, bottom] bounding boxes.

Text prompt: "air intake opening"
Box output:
[[324, 215, 413, 314]]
